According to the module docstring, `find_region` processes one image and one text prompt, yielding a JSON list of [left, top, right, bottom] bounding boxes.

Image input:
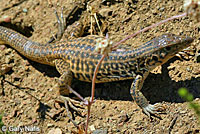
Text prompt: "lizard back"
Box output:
[[0, 26, 193, 83]]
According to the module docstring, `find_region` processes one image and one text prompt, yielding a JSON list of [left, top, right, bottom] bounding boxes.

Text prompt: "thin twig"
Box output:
[[85, 12, 188, 134], [112, 12, 187, 50], [168, 114, 178, 134], [66, 85, 85, 102], [84, 54, 106, 133], [85, 104, 91, 134], [91, 54, 107, 103], [90, 12, 188, 104]]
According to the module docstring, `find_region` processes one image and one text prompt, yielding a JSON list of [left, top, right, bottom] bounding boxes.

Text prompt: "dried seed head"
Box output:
[[184, 0, 200, 21], [95, 35, 113, 55]]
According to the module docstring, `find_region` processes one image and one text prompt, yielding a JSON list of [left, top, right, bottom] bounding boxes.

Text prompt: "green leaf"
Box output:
[[178, 88, 188, 97]]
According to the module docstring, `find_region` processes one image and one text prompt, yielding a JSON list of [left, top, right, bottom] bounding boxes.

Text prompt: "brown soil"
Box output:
[[0, 0, 200, 133]]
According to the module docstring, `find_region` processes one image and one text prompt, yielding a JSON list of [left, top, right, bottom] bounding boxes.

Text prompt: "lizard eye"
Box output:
[[165, 46, 171, 51]]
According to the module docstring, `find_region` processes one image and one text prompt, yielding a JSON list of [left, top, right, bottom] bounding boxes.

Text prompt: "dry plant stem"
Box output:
[[84, 12, 188, 134], [84, 54, 107, 133], [91, 54, 107, 102], [112, 12, 187, 49], [66, 85, 85, 102], [85, 104, 91, 134]]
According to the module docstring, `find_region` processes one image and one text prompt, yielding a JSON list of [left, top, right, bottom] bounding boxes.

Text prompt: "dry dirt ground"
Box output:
[[0, 0, 200, 133]]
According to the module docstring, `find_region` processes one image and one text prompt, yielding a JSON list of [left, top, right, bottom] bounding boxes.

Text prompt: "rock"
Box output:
[[47, 123, 54, 127], [99, 8, 113, 17], [92, 129, 108, 134], [89, 125, 95, 131], [48, 128, 62, 134]]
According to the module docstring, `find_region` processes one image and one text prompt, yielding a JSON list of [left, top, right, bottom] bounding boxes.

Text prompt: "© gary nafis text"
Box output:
[[5, 126, 40, 132]]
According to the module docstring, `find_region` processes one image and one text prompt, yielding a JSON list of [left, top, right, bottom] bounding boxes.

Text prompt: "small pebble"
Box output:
[[89, 125, 95, 131], [93, 129, 108, 134], [160, 7, 165, 11], [48, 128, 62, 134], [0, 16, 11, 23], [23, 8, 28, 13], [48, 88, 53, 92], [47, 123, 54, 127], [101, 103, 106, 109]]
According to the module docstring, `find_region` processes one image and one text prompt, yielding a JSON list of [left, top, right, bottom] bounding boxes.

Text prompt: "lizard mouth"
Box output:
[[181, 36, 194, 47], [171, 36, 194, 56]]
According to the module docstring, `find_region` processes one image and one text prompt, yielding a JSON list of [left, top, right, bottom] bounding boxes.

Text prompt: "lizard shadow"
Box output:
[[29, 57, 200, 104], [1, 77, 52, 120], [29, 61, 60, 77], [71, 57, 200, 104]]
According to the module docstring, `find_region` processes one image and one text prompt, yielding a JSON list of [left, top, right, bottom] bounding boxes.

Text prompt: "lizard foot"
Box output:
[[56, 96, 85, 127], [59, 95, 85, 114], [142, 103, 166, 117]]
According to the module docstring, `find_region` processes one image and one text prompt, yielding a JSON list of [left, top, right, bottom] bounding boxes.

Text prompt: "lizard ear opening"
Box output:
[[152, 55, 158, 61]]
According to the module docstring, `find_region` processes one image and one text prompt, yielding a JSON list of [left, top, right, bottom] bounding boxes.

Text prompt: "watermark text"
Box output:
[[1, 125, 40, 132]]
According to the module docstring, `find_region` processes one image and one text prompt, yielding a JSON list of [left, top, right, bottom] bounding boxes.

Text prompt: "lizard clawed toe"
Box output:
[[55, 95, 86, 127], [142, 103, 166, 117], [59, 95, 85, 114]]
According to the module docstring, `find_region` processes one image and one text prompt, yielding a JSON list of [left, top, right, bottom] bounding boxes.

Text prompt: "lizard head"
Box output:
[[139, 33, 194, 70]]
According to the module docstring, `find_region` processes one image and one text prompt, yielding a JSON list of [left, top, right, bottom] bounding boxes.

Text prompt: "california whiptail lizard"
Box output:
[[0, 25, 193, 117]]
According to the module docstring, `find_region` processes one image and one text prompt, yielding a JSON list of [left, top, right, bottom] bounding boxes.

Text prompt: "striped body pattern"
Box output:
[[0, 25, 194, 117], [0, 26, 193, 83]]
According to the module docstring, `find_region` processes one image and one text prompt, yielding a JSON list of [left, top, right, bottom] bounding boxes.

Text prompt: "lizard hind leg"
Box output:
[[54, 59, 72, 96], [53, 59, 84, 115], [130, 74, 166, 117]]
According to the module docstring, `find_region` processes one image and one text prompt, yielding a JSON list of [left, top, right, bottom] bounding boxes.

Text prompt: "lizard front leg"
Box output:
[[130, 74, 165, 117]]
